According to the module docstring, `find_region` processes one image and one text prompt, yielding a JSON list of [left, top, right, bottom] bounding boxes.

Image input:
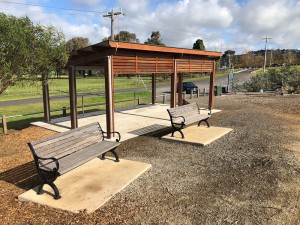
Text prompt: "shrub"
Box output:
[[244, 66, 300, 93]]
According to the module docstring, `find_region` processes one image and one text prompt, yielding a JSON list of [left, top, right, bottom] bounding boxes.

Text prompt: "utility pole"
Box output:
[[263, 36, 272, 72], [269, 49, 273, 68], [103, 8, 125, 41]]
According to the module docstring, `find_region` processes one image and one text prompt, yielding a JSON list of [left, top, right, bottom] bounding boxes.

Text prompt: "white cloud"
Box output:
[[234, 0, 300, 50], [117, 0, 150, 15], [1, 0, 299, 53]]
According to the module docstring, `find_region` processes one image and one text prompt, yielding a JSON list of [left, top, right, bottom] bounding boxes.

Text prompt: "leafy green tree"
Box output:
[[193, 39, 205, 50], [0, 13, 68, 94], [102, 31, 139, 43], [66, 37, 90, 53], [144, 31, 165, 46]]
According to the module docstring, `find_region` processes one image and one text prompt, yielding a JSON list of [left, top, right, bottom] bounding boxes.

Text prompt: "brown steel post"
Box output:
[[2, 115, 8, 134], [105, 56, 114, 139], [177, 73, 183, 106], [152, 73, 156, 104], [69, 66, 78, 129], [42, 75, 50, 122], [208, 61, 216, 110], [171, 60, 177, 108]]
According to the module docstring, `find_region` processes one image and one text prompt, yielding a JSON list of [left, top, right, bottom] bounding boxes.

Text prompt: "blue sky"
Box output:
[[1, 0, 299, 54]]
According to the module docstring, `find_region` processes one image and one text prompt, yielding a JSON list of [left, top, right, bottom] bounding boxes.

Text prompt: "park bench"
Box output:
[[167, 103, 211, 139], [28, 122, 121, 200]]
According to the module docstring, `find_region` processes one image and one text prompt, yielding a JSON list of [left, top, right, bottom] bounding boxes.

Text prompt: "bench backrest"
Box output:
[[29, 122, 104, 159], [167, 103, 200, 118]]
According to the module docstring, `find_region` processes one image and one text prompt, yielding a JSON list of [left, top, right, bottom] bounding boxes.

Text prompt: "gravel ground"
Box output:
[[0, 93, 300, 224]]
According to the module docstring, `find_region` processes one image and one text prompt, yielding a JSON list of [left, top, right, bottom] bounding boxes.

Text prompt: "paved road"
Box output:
[[0, 69, 255, 107], [156, 68, 256, 95]]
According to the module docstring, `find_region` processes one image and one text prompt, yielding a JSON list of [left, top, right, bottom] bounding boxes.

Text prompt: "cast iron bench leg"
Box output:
[[36, 168, 61, 199], [171, 128, 185, 139], [198, 119, 210, 127], [37, 182, 61, 199], [101, 148, 120, 162]]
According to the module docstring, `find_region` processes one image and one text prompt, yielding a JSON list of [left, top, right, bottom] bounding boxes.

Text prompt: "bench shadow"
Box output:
[[128, 124, 173, 138], [0, 161, 41, 191]]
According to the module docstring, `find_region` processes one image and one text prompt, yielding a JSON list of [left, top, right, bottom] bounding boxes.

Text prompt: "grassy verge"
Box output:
[[0, 90, 151, 133]]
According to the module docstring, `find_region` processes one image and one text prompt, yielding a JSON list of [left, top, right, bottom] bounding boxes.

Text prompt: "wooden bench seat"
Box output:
[[167, 103, 211, 139], [28, 122, 121, 199]]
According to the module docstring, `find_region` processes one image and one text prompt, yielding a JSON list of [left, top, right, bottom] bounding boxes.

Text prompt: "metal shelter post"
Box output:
[[69, 66, 78, 129], [42, 75, 50, 122], [208, 61, 216, 110], [177, 73, 183, 106], [105, 56, 114, 138], [152, 73, 156, 104], [171, 59, 178, 108]]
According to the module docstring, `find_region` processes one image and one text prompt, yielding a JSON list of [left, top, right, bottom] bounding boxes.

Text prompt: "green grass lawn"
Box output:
[[0, 90, 152, 133], [0, 76, 151, 101]]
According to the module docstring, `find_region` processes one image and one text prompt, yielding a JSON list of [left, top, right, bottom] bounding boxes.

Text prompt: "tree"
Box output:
[[66, 37, 90, 53], [144, 31, 165, 46], [222, 50, 236, 69], [193, 39, 205, 50], [102, 31, 139, 43], [0, 13, 68, 95]]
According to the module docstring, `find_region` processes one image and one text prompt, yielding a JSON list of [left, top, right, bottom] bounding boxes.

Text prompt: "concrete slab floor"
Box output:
[[162, 126, 233, 146], [31, 104, 222, 141], [18, 158, 152, 213]]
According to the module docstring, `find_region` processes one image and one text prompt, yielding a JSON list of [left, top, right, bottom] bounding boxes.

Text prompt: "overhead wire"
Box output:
[[0, 0, 265, 51], [0, 0, 106, 14]]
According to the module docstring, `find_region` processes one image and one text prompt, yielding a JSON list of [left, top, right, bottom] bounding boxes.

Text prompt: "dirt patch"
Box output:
[[0, 94, 300, 224]]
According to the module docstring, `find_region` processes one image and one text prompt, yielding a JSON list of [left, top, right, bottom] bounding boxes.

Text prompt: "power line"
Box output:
[[0, 0, 106, 14]]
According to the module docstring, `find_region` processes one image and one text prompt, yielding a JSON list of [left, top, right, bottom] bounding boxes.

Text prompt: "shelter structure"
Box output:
[[42, 41, 222, 138]]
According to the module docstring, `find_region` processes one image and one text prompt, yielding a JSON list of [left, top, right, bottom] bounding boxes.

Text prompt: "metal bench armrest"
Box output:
[[171, 115, 185, 124], [36, 156, 60, 171], [103, 131, 121, 142]]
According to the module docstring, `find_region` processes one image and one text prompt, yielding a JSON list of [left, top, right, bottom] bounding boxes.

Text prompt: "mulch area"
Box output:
[[0, 93, 300, 224]]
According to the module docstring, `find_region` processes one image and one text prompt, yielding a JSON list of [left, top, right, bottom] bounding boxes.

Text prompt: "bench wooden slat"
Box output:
[[32, 123, 101, 148], [34, 130, 101, 157], [40, 141, 120, 174], [38, 134, 102, 159]]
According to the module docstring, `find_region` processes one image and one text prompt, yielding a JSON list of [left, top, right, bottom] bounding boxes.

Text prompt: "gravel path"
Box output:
[[0, 93, 299, 224]]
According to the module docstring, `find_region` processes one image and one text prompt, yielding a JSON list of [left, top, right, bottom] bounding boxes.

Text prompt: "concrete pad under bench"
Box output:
[[162, 126, 233, 146], [18, 158, 151, 213]]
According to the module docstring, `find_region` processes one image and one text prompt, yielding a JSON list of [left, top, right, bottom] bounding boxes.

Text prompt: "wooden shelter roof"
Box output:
[[67, 40, 222, 68]]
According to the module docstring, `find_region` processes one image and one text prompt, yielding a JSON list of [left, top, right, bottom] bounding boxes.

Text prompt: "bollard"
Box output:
[[2, 115, 8, 134], [197, 88, 200, 98], [203, 88, 206, 96], [183, 91, 186, 99], [62, 107, 67, 117], [134, 91, 136, 107], [138, 97, 140, 105], [163, 94, 166, 104], [190, 91, 193, 99], [82, 95, 85, 115]]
